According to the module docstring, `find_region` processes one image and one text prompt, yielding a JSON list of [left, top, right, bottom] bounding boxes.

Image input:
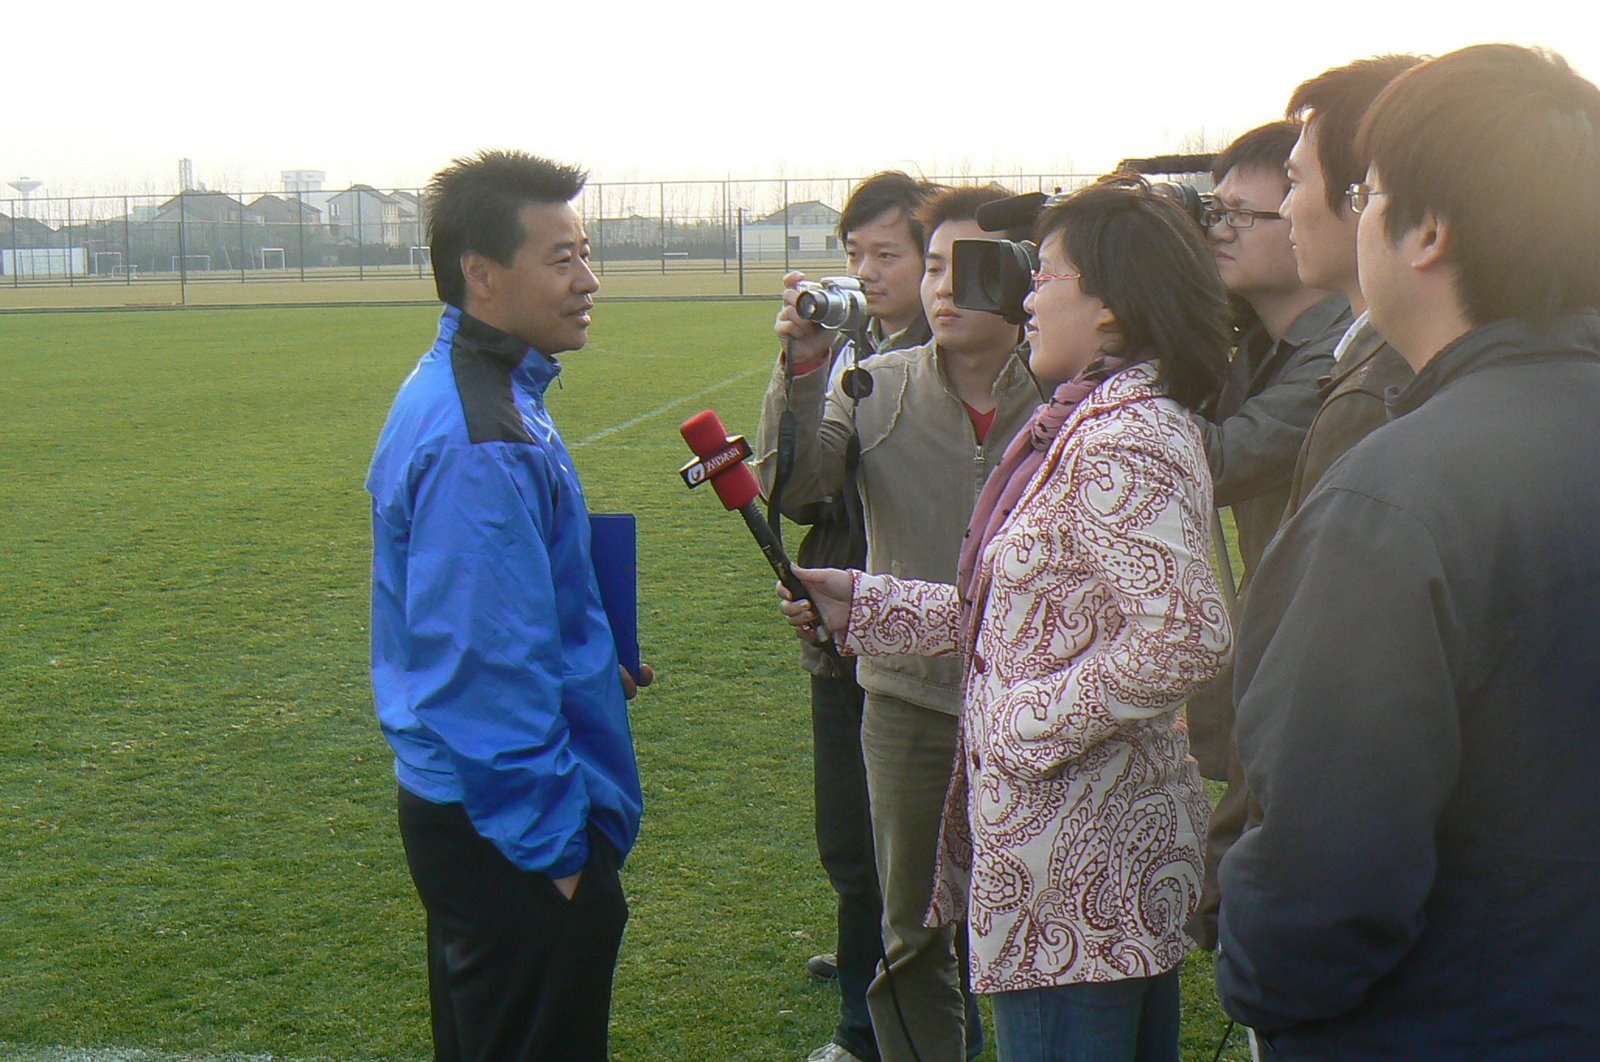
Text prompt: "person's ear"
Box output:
[[1411, 212, 1450, 272], [1095, 304, 1120, 336], [461, 251, 495, 303]]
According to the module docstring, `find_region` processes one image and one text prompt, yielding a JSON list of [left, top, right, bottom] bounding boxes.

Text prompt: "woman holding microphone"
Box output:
[[782, 177, 1233, 1062]]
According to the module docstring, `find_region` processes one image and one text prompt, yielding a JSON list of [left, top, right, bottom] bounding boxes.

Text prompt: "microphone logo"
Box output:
[[679, 434, 753, 489]]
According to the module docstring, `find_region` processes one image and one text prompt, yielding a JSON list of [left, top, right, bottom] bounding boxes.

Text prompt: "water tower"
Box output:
[[7, 178, 44, 216]]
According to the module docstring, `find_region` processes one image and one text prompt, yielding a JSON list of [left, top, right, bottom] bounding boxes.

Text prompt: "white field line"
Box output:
[[567, 366, 766, 449], [0, 1047, 369, 1062]]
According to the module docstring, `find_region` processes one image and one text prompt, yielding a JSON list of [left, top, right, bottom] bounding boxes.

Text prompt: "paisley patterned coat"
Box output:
[[842, 362, 1232, 992]]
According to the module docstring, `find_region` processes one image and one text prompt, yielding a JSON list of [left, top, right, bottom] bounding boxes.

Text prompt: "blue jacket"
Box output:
[[1217, 311, 1600, 1058], [367, 305, 642, 878]]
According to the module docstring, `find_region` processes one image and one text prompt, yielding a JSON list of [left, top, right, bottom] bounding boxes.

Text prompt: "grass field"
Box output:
[[0, 302, 1249, 1060]]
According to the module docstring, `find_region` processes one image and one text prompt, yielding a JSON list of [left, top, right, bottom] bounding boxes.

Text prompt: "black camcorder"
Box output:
[[952, 155, 1216, 326]]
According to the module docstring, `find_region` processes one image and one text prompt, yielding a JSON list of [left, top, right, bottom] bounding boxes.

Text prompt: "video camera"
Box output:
[[952, 154, 1217, 326], [795, 276, 870, 333]]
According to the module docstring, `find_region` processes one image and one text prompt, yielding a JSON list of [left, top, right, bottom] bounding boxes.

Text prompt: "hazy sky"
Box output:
[[8, 0, 1598, 197]]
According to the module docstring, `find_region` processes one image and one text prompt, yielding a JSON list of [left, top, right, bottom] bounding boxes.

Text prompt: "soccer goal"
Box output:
[[409, 246, 432, 267], [259, 247, 287, 269], [170, 254, 211, 273], [92, 251, 123, 277]]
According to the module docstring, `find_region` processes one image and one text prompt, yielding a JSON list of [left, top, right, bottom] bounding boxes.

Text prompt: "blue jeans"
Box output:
[[990, 969, 1180, 1062]]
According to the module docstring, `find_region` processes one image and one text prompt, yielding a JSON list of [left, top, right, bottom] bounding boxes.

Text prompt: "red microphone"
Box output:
[[679, 409, 838, 658]]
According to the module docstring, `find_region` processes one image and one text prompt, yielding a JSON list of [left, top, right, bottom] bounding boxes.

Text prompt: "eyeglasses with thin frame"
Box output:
[[1031, 270, 1081, 292], [1346, 182, 1387, 214], [1203, 205, 1284, 230]]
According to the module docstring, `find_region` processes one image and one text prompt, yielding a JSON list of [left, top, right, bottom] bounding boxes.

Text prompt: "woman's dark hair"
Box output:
[[426, 150, 588, 306], [1034, 175, 1230, 410]]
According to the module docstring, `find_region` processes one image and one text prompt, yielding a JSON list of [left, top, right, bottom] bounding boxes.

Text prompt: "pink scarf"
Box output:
[[955, 356, 1127, 653]]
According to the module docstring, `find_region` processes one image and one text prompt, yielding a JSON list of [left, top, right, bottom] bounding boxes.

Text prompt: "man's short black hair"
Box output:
[[838, 170, 939, 248], [1358, 44, 1600, 325], [917, 183, 1030, 247], [1287, 55, 1424, 213], [426, 150, 588, 306], [1212, 122, 1301, 185]]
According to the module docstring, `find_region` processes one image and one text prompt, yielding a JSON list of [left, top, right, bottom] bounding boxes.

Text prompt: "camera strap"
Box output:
[[767, 336, 805, 552], [767, 330, 873, 557]]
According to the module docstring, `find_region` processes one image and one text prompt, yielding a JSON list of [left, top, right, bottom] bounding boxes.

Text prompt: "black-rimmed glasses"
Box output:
[[1203, 205, 1283, 230]]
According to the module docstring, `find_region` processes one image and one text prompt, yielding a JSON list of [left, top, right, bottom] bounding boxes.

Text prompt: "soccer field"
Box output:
[[0, 303, 1247, 1060]]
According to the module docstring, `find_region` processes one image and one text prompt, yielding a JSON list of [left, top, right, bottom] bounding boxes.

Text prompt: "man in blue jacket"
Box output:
[[368, 150, 645, 1061], [1218, 45, 1600, 1058]]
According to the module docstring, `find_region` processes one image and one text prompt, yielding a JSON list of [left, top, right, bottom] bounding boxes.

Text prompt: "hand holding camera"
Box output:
[[776, 273, 872, 372], [775, 271, 834, 370]]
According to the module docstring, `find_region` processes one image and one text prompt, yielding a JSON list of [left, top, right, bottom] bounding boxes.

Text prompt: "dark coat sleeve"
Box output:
[[1197, 340, 1336, 509], [1216, 485, 1463, 1032]]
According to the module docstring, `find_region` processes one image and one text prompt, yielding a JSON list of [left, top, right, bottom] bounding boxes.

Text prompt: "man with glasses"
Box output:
[[1276, 54, 1422, 517], [1218, 44, 1600, 1055], [1185, 121, 1349, 951]]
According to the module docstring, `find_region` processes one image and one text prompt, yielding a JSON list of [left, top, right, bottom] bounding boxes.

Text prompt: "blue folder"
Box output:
[[588, 513, 640, 677]]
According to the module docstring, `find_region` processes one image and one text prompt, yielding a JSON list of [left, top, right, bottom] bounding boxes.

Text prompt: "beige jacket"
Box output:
[[755, 340, 1043, 713], [843, 364, 1232, 990]]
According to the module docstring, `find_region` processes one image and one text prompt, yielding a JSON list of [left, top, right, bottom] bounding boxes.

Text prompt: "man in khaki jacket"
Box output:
[[757, 185, 1052, 1062]]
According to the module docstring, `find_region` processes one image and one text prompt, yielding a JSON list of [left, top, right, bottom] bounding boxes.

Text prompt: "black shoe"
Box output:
[[805, 951, 839, 980]]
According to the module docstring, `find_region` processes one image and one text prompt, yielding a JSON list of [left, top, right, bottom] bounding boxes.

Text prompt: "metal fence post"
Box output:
[[65, 197, 75, 286], [596, 183, 606, 276], [178, 192, 188, 306], [123, 196, 132, 286], [357, 192, 365, 280], [782, 179, 791, 274], [297, 191, 306, 282], [737, 207, 745, 296], [238, 193, 247, 283], [659, 181, 667, 275], [9, 208, 16, 287]]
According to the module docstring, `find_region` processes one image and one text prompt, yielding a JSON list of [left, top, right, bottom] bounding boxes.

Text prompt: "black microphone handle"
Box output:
[[739, 500, 843, 663]]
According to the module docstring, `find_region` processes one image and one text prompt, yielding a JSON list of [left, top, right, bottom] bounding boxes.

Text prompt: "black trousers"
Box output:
[[812, 670, 883, 1059], [397, 786, 629, 1062]]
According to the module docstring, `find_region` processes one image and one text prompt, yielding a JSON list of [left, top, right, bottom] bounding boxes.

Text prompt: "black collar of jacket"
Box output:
[[453, 307, 532, 369], [1389, 309, 1600, 418], [1234, 293, 1350, 403]]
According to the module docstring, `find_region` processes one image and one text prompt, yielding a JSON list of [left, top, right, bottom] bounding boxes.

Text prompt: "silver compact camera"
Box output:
[[795, 276, 870, 333]]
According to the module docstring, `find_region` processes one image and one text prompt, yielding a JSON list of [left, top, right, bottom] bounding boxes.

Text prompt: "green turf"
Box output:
[[0, 303, 1249, 1060]]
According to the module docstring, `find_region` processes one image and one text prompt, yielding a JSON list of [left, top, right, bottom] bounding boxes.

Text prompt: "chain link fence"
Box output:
[[0, 174, 1108, 309]]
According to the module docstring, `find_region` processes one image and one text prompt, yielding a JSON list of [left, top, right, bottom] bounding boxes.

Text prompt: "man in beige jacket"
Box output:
[[757, 184, 1052, 1062]]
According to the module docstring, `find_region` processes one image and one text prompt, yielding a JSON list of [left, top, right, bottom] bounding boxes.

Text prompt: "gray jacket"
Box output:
[[755, 341, 1044, 713], [1196, 294, 1349, 576]]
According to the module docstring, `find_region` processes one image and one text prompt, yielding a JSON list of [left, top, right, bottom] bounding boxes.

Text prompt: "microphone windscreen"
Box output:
[[680, 409, 730, 456], [680, 409, 761, 511], [976, 192, 1047, 234]]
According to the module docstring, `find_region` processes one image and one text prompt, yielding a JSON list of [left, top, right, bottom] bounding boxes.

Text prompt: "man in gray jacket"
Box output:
[[1185, 121, 1349, 950], [757, 184, 1049, 1062]]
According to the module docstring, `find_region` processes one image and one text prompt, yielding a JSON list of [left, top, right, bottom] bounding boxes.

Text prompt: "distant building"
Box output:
[[326, 185, 405, 248], [0, 211, 72, 276], [740, 199, 842, 261], [391, 190, 428, 248], [247, 194, 323, 226]]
